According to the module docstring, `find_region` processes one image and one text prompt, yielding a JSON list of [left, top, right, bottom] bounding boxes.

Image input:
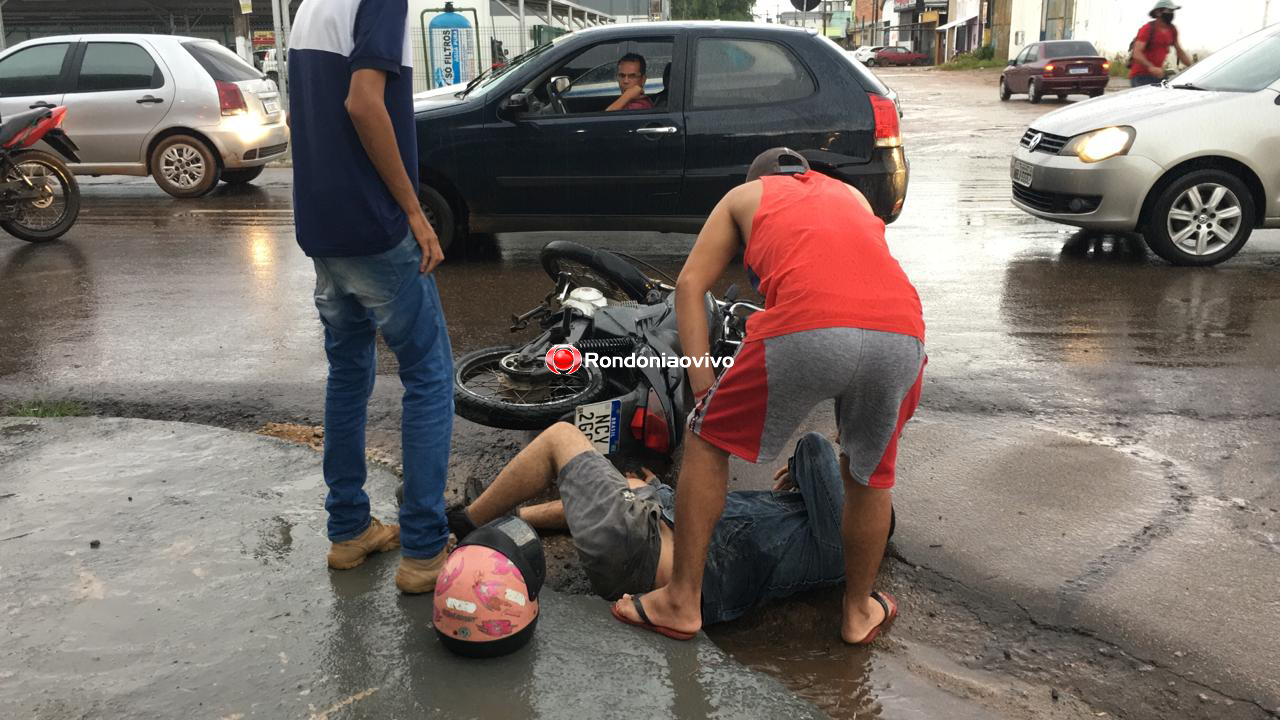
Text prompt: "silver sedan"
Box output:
[[1009, 24, 1280, 266]]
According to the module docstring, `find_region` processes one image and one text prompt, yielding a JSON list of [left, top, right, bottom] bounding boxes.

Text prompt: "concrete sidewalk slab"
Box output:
[[0, 417, 822, 719]]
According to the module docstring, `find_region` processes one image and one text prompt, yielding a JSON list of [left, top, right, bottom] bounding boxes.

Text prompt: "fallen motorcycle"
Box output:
[[453, 240, 760, 459], [0, 105, 82, 243]]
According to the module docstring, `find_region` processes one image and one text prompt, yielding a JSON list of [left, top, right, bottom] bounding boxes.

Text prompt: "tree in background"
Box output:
[[671, 0, 754, 21]]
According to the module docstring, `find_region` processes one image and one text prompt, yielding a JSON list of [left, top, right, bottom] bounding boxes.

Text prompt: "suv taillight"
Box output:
[[217, 80, 247, 116], [869, 94, 900, 148]]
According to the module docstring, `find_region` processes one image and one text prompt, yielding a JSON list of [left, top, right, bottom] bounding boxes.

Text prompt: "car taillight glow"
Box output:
[[869, 94, 900, 148], [629, 390, 671, 454], [217, 80, 247, 116], [1102, 61, 1111, 70], [1044, 63, 1056, 74]]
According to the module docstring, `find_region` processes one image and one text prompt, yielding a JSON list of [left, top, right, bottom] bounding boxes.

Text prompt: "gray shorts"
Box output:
[[690, 327, 926, 488], [557, 450, 662, 601]]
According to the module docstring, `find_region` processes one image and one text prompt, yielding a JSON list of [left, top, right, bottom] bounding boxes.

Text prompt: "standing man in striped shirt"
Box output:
[[289, 0, 454, 593]]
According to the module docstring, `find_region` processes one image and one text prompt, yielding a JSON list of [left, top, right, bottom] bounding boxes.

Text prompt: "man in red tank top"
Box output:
[[613, 148, 926, 645]]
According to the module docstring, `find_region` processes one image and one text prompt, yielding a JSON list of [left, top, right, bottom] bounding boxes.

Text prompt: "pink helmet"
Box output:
[[434, 516, 545, 658]]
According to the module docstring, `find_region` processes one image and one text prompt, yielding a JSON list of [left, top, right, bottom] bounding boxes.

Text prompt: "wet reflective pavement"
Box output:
[[1, 67, 1279, 718], [0, 418, 825, 719]]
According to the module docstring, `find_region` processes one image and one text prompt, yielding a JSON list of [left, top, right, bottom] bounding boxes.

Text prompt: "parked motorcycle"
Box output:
[[453, 240, 760, 459], [0, 106, 82, 243]]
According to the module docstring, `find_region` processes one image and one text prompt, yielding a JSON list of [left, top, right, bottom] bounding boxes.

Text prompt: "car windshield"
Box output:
[[1042, 41, 1098, 58], [466, 37, 564, 96], [1170, 27, 1280, 92]]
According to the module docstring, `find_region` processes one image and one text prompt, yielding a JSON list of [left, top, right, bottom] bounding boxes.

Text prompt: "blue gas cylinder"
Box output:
[[428, 2, 475, 89]]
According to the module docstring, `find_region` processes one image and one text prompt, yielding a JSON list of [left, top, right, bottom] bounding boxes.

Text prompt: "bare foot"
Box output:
[[613, 585, 702, 637], [841, 592, 888, 644]]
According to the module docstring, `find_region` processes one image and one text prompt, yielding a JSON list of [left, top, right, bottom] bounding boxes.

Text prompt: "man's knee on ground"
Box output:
[[542, 421, 595, 469]]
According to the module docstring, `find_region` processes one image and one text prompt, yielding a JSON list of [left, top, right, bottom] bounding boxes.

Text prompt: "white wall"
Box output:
[[1071, 0, 1278, 60], [1007, 0, 1041, 58]]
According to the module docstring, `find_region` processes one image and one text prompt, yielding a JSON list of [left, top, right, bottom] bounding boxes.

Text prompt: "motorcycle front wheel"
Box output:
[[454, 346, 608, 430], [0, 149, 80, 243]]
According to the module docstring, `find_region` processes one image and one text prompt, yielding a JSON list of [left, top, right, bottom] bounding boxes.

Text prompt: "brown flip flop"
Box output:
[[846, 590, 898, 646], [611, 593, 697, 641]]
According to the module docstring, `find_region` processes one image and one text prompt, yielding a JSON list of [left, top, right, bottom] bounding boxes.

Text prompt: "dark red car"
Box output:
[[868, 46, 929, 67], [1000, 40, 1110, 103]]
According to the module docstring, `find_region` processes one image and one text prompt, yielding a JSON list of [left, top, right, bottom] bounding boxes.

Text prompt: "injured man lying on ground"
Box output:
[[443, 422, 894, 628]]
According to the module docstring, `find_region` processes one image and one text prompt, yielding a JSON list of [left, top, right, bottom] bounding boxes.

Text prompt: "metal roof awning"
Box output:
[[936, 15, 977, 32], [491, 0, 615, 31]]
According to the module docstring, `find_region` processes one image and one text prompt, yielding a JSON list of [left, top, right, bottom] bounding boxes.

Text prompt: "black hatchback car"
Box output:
[[413, 22, 907, 250]]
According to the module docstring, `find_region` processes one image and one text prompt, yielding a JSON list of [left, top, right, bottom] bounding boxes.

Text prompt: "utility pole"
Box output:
[[0, 0, 7, 52], [233, 0, 253, 62], [272, 0, 289, 112]]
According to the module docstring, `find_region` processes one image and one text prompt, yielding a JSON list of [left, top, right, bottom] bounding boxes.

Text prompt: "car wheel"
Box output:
[[867, 59, 876, 67], [999, 77, 1011, 101], [1143, 169, 1254, 266], [220, 166, 266, 185], [1027, 79, 1043, 104], [151, 135, 220, 198], [418, 184, 457, 255]]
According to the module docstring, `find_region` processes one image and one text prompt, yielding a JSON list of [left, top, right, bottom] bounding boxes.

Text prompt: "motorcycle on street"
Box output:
[[453, 240, 761, 461], [0, 105, 82, 243]]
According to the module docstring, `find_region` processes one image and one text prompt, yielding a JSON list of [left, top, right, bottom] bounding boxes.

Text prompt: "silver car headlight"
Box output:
[[1060, 126, 1136, 163]]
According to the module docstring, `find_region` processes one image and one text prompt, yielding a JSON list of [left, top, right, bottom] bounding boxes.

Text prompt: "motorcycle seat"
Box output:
[[0, 108, 51, 147]]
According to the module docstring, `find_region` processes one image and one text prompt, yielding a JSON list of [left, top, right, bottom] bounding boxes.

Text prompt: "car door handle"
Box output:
[[636, 126, 678, 135], [28, 101, 55, 109], [136, 95, 165, 104]]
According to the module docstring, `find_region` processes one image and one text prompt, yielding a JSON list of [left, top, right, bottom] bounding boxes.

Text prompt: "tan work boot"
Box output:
[[327, 517, 401, 570], [395, 539, 454, 594]]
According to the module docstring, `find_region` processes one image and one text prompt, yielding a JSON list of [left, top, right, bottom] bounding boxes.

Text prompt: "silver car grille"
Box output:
[[1020, 129, 1070, 154]]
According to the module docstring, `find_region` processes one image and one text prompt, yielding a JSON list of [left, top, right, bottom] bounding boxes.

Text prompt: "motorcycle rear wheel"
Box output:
[[540, 240, 654, 303], [1, 149, 80, 243], [455, 346, 608, 430]]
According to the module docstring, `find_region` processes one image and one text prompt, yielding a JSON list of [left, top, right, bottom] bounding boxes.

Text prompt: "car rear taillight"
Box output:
[[216, 80, 247, 116], [1044, 63, 1056, 75], [629, 389, 671, 454], [1102, 61, 1111, 71], [869, 93, 900, 149]]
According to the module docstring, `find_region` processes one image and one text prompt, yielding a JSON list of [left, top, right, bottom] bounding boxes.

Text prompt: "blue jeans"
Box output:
[[312, 233, 453, 559], [1131, 74, 1163, 87]]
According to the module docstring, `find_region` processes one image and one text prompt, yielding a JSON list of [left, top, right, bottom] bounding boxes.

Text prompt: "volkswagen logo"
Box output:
[[1027, 132, 1044, 151]]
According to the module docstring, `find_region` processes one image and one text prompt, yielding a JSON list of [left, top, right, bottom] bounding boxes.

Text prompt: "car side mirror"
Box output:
[[1008, 59, 1017, 66], [549, 75, 570, 95], [500, 91, 531, 117]]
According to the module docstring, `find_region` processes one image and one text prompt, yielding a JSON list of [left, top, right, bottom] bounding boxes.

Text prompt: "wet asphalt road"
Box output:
[[2, 67, 1278, 718]]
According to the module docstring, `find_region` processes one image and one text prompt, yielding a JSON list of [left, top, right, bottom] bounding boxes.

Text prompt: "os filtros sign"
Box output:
[[544, 345, 734, 375]]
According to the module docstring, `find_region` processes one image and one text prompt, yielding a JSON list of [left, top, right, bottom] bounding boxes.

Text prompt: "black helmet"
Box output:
[[746, 147, 810, 182]]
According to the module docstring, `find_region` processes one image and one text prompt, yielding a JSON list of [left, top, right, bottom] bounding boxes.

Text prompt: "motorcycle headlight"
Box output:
[[1062, 126, 1136, 163]]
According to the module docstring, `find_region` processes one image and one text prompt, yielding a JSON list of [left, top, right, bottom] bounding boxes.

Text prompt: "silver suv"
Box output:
[[0, 34, 289, 198]]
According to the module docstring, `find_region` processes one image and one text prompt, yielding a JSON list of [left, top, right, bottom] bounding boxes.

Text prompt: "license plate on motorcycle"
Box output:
[[262, 98, 280, 115], [575, 399, 620, 455], [1011, 158, 1034, 188]]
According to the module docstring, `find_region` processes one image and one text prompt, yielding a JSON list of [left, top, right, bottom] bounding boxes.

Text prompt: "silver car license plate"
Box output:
[[263, 98, 280, 115], [1012, 158, 1034, 187], [575, 398, 620, 454], [1069, 66, 1090, 75]]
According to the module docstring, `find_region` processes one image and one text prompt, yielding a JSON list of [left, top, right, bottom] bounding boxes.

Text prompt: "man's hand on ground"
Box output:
[[411, 211, 444, 273], [772, 465, 795, 492]]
